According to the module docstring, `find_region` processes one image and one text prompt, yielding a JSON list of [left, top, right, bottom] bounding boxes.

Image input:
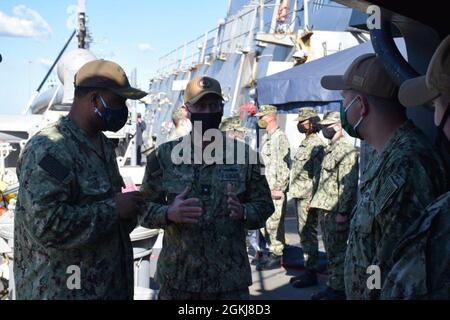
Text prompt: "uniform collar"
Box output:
[[379, 120, 414, 156], [265, 126, 280, 138], [361, 120, 414, 185]]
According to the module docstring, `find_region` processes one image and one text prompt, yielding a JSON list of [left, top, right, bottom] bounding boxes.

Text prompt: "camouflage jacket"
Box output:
[[344, 121, 449, 300], [14, 116, 135, 300], [139, 134, 274, 293], [309, 136, 359, 213], [260, 127, 291, 192], [290, 134, 327, 200], [380, 191, 450, 300]]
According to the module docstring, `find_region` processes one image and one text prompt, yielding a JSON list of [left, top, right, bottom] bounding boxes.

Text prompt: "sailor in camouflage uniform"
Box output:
[[255, 105, 291, 271], [288, 108, 327, 288], [168, 107, 191, 141], [14, 60, 147, 299], [138, 76, 274, 300], [219, 116, 247, 141], [381, 36, 450, 300], [321, 53, 449, 300], [220, 116, 261, 261], [308, 111, 359, 300]]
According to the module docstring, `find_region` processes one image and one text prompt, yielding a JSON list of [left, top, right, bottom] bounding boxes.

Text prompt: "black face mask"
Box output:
[[95, 96, 129, 132], [297, 123, 308, 134], [190, 111, 223, 135], [322, 127, 336, 140]]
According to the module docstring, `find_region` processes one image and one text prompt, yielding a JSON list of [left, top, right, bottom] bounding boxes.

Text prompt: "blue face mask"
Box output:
[[95, 96, 129, 132], [340, 96, 364, 139]]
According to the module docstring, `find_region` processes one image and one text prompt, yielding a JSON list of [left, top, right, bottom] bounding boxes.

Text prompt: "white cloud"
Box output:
[[138, 43, 154, 53], [0, 5, 52, 39]]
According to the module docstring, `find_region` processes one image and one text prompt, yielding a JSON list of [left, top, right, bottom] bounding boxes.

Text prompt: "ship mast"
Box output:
[[77, 0, 88, 49]]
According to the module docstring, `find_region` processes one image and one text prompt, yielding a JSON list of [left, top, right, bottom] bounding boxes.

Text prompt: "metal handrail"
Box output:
[[155, 0, 281, 77]]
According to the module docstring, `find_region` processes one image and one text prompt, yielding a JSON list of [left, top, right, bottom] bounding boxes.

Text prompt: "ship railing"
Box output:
[[155, 0, 303, 78]]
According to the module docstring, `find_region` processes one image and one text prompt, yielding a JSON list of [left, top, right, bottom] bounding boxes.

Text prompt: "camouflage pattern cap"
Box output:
[[399, 35, 450, 107], [255, 105, 278, 117], [219, 116, 247, 132], [319, 111, 341, 125], [294, 107, 319, 122]]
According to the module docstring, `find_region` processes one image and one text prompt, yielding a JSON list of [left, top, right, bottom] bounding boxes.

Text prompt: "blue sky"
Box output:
[[0, 0, 229, 114]]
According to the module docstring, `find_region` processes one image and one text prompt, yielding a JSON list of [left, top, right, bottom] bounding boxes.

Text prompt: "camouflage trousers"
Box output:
[[158, 285, 250, 300], [318, 209, 350, 291], [261, 196, 286, 257], [295, 199, 319, 271]]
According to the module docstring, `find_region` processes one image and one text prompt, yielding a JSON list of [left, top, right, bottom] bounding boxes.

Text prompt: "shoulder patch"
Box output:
[[38, 154, 70, 183], [375, 174, 405, 213]]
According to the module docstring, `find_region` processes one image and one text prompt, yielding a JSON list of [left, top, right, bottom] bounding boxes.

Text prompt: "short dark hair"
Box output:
[[74, 86, 105, 99], [308, 116, 321, 133], [365, 93, 406, 119]]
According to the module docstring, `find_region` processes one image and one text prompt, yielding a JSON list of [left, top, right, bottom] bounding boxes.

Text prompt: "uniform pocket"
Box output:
[[322, 156, 336, 172], [79, 178, 110, 194], [216, 166, 247, 195], [163, 180, 191, 194], [163, 165, 194, 195], [233, 181, 247, 198], [163, 179, 192, 204], [349, 209, 376, 270], [294, 152, 309, 162], [77, 175, 112, 204]]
